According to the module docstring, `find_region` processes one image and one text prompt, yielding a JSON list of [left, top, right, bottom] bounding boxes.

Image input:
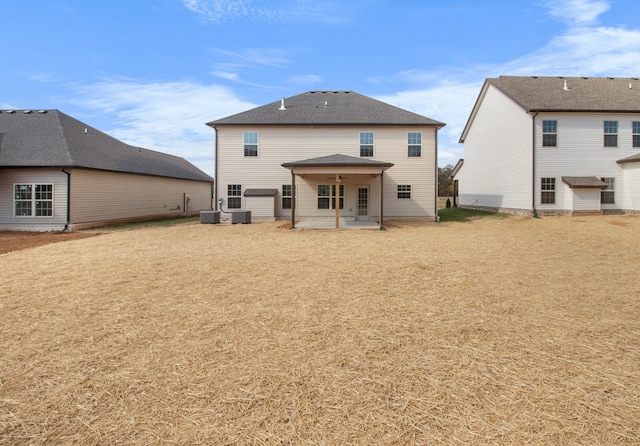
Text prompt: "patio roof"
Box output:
[[281, 153, 393, 171]]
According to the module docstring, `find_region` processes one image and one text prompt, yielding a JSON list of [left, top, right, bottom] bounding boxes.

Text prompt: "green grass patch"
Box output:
[[438, 207, 510, 222], [84, 216, 200, 232]]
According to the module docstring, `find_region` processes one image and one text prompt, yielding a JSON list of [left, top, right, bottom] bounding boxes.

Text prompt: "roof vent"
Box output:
[[6, 110, 15, 114], [278, 97, 286, 111], [23, 110, 32, 114], [563, 79, 569, 91], [630, 83, 633, 90], [38, 110, 47, 114], [324, 101, 328, 107]]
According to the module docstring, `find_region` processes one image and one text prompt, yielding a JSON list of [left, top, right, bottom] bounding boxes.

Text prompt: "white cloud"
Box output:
[[69, 79, 256, 176], [182, 0, 356, 24], [543, 0, 610, 25], [286, 74, 323, 85], [376, 0, 640, 166]]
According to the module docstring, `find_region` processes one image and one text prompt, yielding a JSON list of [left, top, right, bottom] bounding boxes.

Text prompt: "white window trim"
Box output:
[[227, 184, 242, 209], [359, 131, 375, 158], [243, 131, 259, 157], [407, 132, 422, 158], [397, 184, 412, 199], [14, 183, 55, 218]]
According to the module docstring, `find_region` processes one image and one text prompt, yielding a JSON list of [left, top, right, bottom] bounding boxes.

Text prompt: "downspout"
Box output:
[[61, 168, 71, 231], [290, 168, 296, 229], [379, 166, 384, 230], [434, 126, 440, 222], [213, 125, 219, 211], [532, 112, 539, 217]]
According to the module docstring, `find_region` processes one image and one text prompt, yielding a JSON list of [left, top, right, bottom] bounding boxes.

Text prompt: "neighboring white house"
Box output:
[[207, 91, 445, 228], [0, 109, 214, 231], [455, 76, 640, 216]]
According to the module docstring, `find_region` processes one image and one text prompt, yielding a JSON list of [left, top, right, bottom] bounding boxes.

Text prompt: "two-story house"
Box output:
[[207, 91, 445, 228], [454, 76, 640, 216]]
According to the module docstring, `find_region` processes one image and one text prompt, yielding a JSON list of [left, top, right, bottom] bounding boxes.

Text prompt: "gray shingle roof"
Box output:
[[488, 76, 640, 112], [207, 91, 445, 126], [561, 176, 607, 188], [617, 152, 640, 164], [244, 188, 277, 197], [0, 110, 213, 182], [282, 153, 394, 168]]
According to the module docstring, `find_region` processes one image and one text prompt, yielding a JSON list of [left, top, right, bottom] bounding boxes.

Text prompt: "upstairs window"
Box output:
[[541, 178, 555, 204], [407, 132, 422, 157], [601, 178, 615, 204], [244, 131, 258, 157], [633, 122, 640, 148], [14, 184, 54, 217], [604, 121, 618, 147], [227, 184, 242, 209], [360, 132, 374, 157], [282, 184, 292, 209], [542, 120, 557, 147]]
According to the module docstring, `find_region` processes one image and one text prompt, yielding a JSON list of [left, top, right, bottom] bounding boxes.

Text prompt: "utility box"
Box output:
[[200, 210, 221, 224], [231, 210, 251, 224]]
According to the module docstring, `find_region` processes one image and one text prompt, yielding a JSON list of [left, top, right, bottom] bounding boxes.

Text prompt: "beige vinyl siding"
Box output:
[[245, 196, 275, 220], [69, 169, 212, 225], [458, 84, 533, 210], [535, 113, 631, 212], [0, 168, 69, 231], [216, 125, 437, 219], [621, 163, 640, 210]]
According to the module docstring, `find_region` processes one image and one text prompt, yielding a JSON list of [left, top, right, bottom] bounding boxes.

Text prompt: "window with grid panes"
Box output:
[[542, 120, 557, 147], [360, 132, 374, 157], [227, 184, 242, 209], [14, 184, 53, 217], [397, 185, 412, 199], [541, 178, 555, 204], [604, 121, 618, 147], [633, 122, 640, 148], [407, 132, 422, 157], [244, 131, 258, 156], [282, 185, 292, 209], [601, 178, 615, 204]]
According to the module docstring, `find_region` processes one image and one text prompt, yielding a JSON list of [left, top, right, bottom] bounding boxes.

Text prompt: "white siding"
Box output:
[[0, 168, 69, 231], [69, 169, 212, 226], [216, 125, 437, 219], [458, 85, 533, 211], [621, 162, 640, 210], [535, 113, 632, 213], [571, 188, 601, 211]]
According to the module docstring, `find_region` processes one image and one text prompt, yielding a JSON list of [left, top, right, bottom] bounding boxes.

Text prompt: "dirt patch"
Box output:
[[1, 215, 639, 444], [0, 231, 100, 255]]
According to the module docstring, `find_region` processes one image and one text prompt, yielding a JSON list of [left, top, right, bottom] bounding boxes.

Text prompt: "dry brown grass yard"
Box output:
[[1, 215, 640, 445]]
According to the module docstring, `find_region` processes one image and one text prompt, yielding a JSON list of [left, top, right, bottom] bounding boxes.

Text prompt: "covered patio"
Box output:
[[282, 154, 394, 230]]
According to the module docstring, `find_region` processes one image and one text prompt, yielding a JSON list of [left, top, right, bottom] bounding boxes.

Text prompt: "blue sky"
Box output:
[[3, 0, 640, 175]]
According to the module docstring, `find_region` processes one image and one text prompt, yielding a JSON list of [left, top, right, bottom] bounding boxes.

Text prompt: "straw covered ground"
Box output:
[[1, 215, 639, 445]]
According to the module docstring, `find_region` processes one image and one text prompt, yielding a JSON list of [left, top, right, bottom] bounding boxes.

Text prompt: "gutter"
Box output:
[[61, 168, 71, 231]]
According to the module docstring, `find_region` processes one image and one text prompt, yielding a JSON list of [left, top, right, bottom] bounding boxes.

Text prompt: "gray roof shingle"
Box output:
[[282, 153, 394, 168], [0, 110, 213, 182], [561, 176, 607, 188], [487, 76, 640, 112], [207, 91, 445, 127]]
